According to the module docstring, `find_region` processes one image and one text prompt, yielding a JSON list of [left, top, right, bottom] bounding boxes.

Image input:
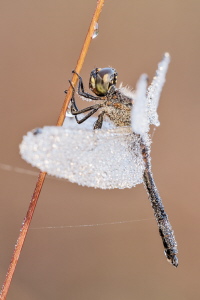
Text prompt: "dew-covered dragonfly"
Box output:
[[20, 53, 178, 267]]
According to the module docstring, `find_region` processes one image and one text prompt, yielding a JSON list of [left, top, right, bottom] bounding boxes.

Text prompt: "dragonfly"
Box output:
[[69, 67, 132, 129], [20, 53, 178, 267]]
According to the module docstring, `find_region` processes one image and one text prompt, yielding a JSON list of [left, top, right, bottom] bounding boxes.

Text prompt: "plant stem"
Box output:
[[57, 0, 105, 126], [0, 1, 105, 299]]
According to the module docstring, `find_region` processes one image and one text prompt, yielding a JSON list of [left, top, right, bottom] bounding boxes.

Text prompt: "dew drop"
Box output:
[[66, 109, 74, 118], [92, 22, 99, 39]]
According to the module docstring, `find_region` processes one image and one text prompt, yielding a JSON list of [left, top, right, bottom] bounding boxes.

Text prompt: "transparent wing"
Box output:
[[20, 117, 145, 189]]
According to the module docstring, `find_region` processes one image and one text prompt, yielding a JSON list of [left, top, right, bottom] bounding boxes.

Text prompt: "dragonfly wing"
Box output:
[[20, 117, 145, 189]]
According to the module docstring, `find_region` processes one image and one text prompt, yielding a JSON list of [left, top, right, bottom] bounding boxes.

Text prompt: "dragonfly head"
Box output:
[[89, 67, 118, 96]]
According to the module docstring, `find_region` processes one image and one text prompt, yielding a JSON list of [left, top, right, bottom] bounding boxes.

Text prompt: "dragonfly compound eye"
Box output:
[[89, 67, 118, 96]]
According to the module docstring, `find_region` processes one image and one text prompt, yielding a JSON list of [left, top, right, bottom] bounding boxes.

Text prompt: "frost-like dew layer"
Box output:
[[147, 52, 170, 126], [20, 117, 145, 189], [131, 74, 149, 136]]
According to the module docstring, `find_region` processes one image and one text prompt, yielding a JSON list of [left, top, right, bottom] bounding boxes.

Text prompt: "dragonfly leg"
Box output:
[[73, 106, 101, 124], [72, 70, 102, 100], [93, 111, 105, 129], [69, 79, 102, 124]]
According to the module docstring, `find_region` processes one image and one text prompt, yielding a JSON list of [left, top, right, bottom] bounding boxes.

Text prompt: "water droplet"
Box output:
[[92, 22, 99, 39], [32, 128, 43, 135], [66, 108, 74, 118]]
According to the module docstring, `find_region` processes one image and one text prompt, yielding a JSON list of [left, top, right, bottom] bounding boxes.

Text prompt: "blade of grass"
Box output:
[[0, 1, 105, 299]]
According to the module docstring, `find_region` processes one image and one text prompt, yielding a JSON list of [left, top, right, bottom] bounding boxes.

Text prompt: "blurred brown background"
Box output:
[[0, 0, 199, 299]]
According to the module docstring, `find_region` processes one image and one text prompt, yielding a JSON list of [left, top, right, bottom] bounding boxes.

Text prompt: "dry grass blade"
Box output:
[[0, 1, 105, 299]]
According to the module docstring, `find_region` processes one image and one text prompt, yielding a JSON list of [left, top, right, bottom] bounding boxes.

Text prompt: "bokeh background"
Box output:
[[0, 0, 199, 299]]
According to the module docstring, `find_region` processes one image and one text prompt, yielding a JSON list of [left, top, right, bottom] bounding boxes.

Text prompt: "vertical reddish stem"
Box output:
[[0, 1, 105, 299], [57, 0, 105, 126]]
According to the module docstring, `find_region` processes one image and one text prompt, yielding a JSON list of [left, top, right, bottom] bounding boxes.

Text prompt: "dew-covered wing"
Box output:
[[20, 117, 145, 189]]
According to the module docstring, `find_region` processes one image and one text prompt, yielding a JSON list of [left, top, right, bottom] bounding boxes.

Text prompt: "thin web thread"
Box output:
[[30, 218, 154, 230], [0, 162, 154, 229], [0, 163, 39, 177]]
